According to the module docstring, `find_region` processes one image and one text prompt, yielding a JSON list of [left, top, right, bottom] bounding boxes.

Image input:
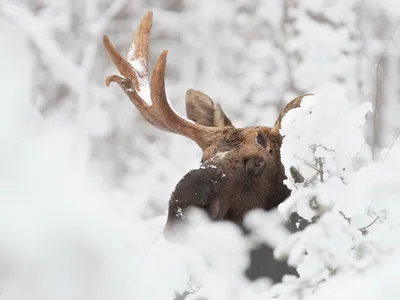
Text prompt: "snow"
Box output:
[[126, 43, 136, 63], [271, 82, 400, 298], [130, 58, 147, 76], [137, 83, 152, 106], [176, 207, 185, 219], [279, 84, 372, 192], [2, 1, 400, 300]]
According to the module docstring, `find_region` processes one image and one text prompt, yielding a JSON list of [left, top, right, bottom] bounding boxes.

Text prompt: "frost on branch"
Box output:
[[269, 84, 395, 298], [177, 84, 400, 300], [278, 84, 372, 222]]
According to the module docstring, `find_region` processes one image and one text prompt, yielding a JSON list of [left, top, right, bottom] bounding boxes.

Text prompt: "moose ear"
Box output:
[[272, 94, 313, 134], [185, 89, 233, 127]]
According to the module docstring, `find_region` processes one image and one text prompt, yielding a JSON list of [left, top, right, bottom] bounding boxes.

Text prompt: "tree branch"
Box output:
[[2, 1, 85, 93]]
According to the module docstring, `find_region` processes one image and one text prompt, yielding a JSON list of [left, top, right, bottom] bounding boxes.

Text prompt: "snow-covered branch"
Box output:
[[2, 1, 84, 93]]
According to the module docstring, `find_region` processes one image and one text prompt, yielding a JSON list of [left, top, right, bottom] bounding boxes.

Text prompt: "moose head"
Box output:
[[103, 11, 310, 242]]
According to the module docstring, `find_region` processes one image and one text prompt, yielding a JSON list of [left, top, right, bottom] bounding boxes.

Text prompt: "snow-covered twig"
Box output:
[[87, 0, 129, 37], [358, 216, 380, 234], [1, 1, 84, 93]]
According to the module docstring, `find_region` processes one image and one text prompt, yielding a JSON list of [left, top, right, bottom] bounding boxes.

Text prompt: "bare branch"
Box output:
[[383, 132, 400, 161], [358, 216, 380, 234]]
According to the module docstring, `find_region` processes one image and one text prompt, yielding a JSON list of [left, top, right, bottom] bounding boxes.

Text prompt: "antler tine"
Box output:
[[103, 35, 167, 130], [103, 35, 140, 89], [127, 11, 152, 77], [149, 51, 214, 146], [104, 11, 152, 90], [103, 11, 226, 150], [103, 11, 167, 130]]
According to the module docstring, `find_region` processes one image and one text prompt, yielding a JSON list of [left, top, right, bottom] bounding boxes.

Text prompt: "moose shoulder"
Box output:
[[103, 11, 312, 283]]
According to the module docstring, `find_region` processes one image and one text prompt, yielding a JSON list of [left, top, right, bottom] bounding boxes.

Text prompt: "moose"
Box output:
[[103, 11, 310, 283]]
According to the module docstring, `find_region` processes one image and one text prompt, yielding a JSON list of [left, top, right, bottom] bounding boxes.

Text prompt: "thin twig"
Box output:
[[317, 157, 325, 182], [294, 155, 320, 173], [383, 132, 400, 161], [358, 216, 380, 232]]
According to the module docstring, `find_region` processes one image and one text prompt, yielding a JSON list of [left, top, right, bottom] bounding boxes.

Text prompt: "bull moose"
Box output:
[[103, 11, 310, 283]]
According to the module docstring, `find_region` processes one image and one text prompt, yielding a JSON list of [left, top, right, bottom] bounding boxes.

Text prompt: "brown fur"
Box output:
[[163, 97, 312, 282], [103, 10, 313, 283], [185, 89, 233, 127], [165, 94, 314, 230], [103, 11, 305, 241], [165, 125, 291, 229]]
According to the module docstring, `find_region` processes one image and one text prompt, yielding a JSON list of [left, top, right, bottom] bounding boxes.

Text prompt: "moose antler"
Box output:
[[103, 11, 226, 150]]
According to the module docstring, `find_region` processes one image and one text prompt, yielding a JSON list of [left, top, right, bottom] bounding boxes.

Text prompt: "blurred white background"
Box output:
[[1, 1, 400, 300], [2, 0, 400, 212]]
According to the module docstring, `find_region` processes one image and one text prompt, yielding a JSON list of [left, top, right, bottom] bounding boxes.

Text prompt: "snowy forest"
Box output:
[[1, 0, 400, 299]]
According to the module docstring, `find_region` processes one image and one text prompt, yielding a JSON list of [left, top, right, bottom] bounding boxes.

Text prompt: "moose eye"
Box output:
[[254, 157, 264, 167], [256, 132, 268, 148], [246, 156, 266, 176]]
